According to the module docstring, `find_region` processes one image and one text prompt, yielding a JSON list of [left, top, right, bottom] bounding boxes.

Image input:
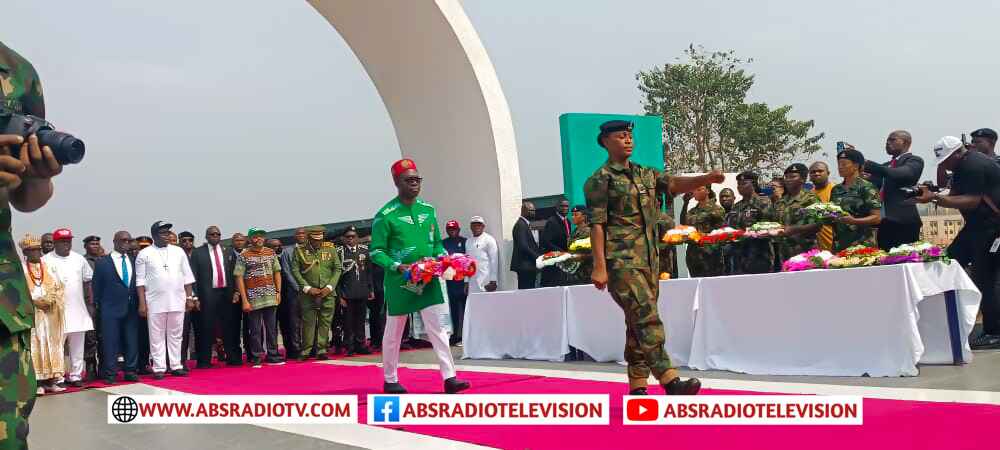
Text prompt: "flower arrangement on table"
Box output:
[[535, 251, 583, 274], [744, 222, 784, 239], [568, 237, 592, 253], [828, 245, 886, 268], [696, 227, 746, 250], [402, 254, 478, 295], [662, 225, 703, 246], [880, 242, 949, 265], [802, 203, 848, 225], [781, 249, 835, 272]]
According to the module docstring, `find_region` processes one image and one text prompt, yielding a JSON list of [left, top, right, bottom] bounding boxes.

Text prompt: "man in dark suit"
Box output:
[[92, 231, 139, 384], [864, 130, 924, 250], [189, 226, 240, 367], [540, 197, 571, 287], [510, 201, 542, 289]]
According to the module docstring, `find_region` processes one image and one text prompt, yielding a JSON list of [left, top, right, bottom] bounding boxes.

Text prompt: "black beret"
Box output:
[[971, 128, 998, 142], [82, 235, 100, 244], [597, 120, 634, 147], [837, 149, 865, 166], [736, 171, 759, 182], [178, 231, 195, 240], [571, 205, 588, 213], [784, 163, 808, 178]]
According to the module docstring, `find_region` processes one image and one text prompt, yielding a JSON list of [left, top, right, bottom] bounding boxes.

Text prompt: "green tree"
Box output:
[[637, 45, 824, 175]]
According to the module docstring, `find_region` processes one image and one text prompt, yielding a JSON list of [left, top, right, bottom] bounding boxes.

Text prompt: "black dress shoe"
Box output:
[[628, 387, 649, 395], [68, 380, 85, 388], [444, 377, 470, 394], [355, 347, 372, 355], [123, 373, 139, 382], [296, 355, 311, 362], [384, 382, 408, 394], [152, 372, 165, 380], [170, 369, 189, 377], [196, 362, 213, 369], [970, 334, 1000, 349], [137, 367, 154, 375], [664, 377, 701, 395], [316, 353, 330, 361], [103, 376, 116, 385], [346, 350, 355, 357]]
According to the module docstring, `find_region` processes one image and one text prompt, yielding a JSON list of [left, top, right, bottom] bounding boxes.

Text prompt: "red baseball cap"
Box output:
[[52, 228, 73, 241], [446, 220, 460, 229]]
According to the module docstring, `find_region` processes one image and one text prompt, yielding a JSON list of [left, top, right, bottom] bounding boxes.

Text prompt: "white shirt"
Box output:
[[42, 251, 94, 333], [207, 243, 227, 288], [521, 216, 540, 245], [467, 232, 499, 293], [136, 244, 195, 314], [110, 251, 133, 284]]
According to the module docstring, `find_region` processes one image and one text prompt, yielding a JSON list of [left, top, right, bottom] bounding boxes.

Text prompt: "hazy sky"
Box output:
[[5, 0, 999, 243]]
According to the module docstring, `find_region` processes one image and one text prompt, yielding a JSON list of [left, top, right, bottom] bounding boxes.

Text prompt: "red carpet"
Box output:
[[140, 361, 1000, 450]]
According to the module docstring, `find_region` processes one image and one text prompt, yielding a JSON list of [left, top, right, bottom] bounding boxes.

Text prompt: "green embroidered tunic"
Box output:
[[370, 197, 447, 315]]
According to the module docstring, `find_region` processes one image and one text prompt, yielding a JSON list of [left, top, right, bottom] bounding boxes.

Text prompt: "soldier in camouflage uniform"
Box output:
[[767, 163, 821, 262], [680, 186, 725, 277], [831, 149, 883, 252], [0, 41, 66, 449], [585, 120, 721, 396], [566, 205, 592, 285], [656, 208, 676, 278], [727, 171, 775, 274], [291, 226, 342, 361]]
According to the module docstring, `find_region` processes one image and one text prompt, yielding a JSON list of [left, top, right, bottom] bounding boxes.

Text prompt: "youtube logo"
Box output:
[[626, 398, 659, 422]]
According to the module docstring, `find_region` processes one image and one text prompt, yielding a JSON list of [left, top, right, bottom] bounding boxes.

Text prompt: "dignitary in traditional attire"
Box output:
[[370, 158, 470, 394], [585, 120, 707, 396], [92, 231, 140, 384], [337, 226, 374, 356], [21, 234, 66, 394], [42, 228, 93, 387], [189, 226, 239, 367], [136, 221, 196, 379], [278, 228, 307, 360], [291, 226, 342, 360], [540, 198, 571, 287], [467, 216, 499, 293], [234, 228, 284, 367]]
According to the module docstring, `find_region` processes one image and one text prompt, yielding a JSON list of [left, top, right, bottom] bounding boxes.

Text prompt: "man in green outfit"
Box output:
[[370, 158, 469, 394], [291, 226, 341, 361], [585, 120, 720, 396], [1, 41, 66, 449], [769, 163, 821, 261]]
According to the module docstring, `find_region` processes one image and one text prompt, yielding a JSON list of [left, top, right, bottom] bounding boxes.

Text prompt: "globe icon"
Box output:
[[111, 396, 139, 423]]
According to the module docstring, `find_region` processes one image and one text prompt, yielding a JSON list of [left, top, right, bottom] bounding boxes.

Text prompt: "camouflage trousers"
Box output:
[[0, 329, 35, 449], [608, 268, 673, 385]]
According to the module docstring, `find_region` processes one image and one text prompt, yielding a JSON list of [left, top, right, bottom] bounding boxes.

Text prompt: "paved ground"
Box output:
[[29, 346, 1000, 449]]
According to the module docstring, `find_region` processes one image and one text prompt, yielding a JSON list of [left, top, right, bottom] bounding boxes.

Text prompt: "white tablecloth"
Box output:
[[462, 262, 980, 376], [688, 262, 980, 376], [566, 279, 700, 366], [462, 286, 568, 361]]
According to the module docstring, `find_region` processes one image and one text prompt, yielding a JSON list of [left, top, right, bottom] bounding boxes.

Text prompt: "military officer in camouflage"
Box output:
[[0, 41, 66, 449], [656, 208, 676, 278], [728, 171, 775, 274], [585, 120, 721, 396], [680, 186, 725, 277], [831, 149, 882, 251], [768, 163, 821, 262], [291, 226, 342, 361]]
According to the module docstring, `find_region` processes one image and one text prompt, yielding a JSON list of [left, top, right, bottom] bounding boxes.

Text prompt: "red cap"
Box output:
[[391, 159, 417, 178], [52, 228, 73, 241], [446, 220, 460, 229]]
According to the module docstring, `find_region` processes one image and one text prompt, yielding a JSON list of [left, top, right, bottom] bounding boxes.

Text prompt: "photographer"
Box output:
[[0, 41, 65, 447], [864, 130, 924, 251], [913, 136, 1000, 349]]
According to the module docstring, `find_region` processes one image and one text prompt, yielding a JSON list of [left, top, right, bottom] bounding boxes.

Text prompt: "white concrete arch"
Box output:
[[307, 0, 521, 289]]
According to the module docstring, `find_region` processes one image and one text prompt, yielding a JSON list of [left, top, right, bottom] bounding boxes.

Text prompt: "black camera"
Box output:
[[900, 181, 940, 199], [0, 109, 85, 165]]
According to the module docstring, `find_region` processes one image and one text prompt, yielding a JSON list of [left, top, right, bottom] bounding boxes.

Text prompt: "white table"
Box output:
[[462, 262, 980, 377]]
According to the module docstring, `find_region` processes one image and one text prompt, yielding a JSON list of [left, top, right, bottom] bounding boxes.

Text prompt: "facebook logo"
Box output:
[[372, 396, 401, 423]]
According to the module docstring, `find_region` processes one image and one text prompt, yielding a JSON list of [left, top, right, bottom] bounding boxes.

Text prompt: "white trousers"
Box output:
[[382, 303, 456, 383], [148, 311, 185, 373], [64, 331, 86, 382]]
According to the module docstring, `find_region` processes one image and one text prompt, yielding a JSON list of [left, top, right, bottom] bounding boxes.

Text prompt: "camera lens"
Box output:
[[36, 130, 85, 165]]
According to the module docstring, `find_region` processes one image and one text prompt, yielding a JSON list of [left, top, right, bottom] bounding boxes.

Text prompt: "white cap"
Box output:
[[934, 136, 963, 164], [470, 215, 486, 225]]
